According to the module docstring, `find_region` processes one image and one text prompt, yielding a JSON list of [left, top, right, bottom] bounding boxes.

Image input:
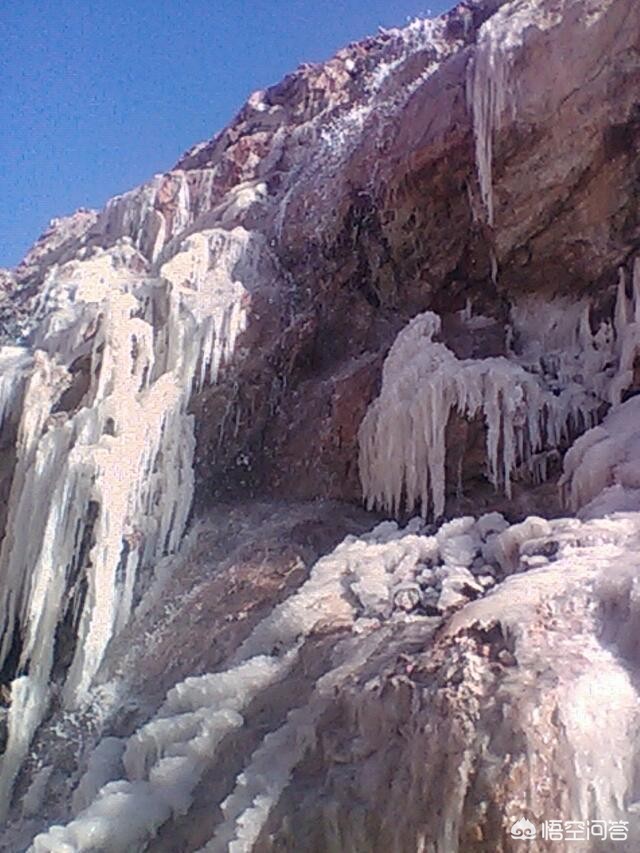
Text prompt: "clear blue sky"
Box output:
[[1, 0, 452, 268]]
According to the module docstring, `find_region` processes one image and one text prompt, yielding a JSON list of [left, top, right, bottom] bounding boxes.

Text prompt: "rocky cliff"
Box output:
[[1, 0, 640, 850]]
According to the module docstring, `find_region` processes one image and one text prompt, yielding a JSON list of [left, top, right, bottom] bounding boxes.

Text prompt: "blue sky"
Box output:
[[1, 0, 452, 268]]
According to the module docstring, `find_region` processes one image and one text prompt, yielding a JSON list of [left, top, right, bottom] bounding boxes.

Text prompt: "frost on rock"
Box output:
[[274, 15, 454, 240], [0, 229, 259, 815]]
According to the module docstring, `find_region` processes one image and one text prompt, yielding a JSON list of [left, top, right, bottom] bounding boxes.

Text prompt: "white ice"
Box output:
[[0, 229, 257, 813]]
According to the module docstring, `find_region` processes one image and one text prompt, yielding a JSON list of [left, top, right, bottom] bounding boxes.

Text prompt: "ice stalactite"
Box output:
[[0, 229, 256, 816], [467, 1, 563, 227], [360, 312, 552, 519], [160, 228, 252, 389], [0, 347, 31, 430], [610, 262, 640, 405], [467, 23, 512, 226], [512, 266, 640, 411], [508, 295, 616, 440], [359, 275, 640, 520]]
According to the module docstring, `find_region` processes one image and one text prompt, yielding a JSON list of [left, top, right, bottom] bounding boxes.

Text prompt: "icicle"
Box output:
[[490, 246, 499, 284], [0, 352, 72, 670], [358, 288, 634, 522], [467, 24, 512, 226], [609, 261, 640, 404], [0, 678, 50, 821], [467, 2, 562, 227], [160, 229, 250, 391], [615, 267, 630, 347], [633, 258, 640, 323], [0, 347, 31, 432], [0, 227, 259, 811]]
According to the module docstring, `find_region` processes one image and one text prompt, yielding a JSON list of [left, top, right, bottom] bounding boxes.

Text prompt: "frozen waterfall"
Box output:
[[359, 274, 640, 519], [0, 228, 257, 816]]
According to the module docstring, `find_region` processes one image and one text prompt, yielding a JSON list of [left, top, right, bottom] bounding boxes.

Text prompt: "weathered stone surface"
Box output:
[[3, 0, 638, 517], [254, 517, 640, 853], [2, 2, 640, 847]]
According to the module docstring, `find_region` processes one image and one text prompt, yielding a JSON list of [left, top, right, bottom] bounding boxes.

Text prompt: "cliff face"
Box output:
[[3, 0, 638, 512], [1, 0, 640, 849]]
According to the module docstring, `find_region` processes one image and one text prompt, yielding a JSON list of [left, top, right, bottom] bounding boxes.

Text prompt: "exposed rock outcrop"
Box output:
[[3, 0, 638, 512], [1, 0, 640, 850]]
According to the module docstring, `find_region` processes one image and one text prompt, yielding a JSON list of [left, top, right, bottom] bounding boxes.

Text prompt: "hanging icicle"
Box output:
[[0, 228, 257, 816]]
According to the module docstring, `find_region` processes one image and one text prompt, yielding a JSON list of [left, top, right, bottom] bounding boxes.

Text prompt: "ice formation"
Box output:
[[95, 172, 192, 264], [1, 2, 639, 845], [0, 10, 472, 824], [560, 395, 640, 518], [27, 489, 640, 850], [360, 270, 640, 520], [275, 16, 455, 240], [0, 228, 258, 815], [467, 1, 569, 225], [30, 655, 296, 853], [29, 514, 497, 851], [467, 15, 513, 225], [359, 312, 555, 518]]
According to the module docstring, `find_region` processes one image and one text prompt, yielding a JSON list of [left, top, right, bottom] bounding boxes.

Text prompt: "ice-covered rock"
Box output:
[[560, 396, 640, 517], [392, 582, 423, 612], [1, 0, 640, 846], [0, 228, 266, 813]]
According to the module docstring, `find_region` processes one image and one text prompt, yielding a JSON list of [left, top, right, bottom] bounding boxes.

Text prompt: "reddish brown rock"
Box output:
[[3, 0, 639, 519]]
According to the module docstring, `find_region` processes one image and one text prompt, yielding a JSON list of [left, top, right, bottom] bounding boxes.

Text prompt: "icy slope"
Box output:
[[24, 491, 640, 852]]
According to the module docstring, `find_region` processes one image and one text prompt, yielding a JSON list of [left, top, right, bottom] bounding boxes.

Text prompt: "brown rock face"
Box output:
[[186, 0, 640, 513], [4, 0, 637, 520]]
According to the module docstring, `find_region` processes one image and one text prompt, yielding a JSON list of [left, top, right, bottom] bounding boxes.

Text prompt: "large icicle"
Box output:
[[94, 171, 192, 263], [361, 268, 640, 521], [467, 25, 511, 225], [359, 312, 551, 519], [0, 229, 256, 815], [467, 2, 563, 225]]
